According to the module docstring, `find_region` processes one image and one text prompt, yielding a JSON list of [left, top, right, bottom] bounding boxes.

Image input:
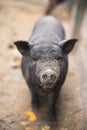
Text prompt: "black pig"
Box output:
[[14, 16, 77, 125]]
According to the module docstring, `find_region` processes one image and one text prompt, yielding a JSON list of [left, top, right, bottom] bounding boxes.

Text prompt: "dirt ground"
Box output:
[[0, 1, 87, 130]]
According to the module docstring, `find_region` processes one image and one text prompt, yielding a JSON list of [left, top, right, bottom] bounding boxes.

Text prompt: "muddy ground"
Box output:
[[0, 1, 87, 130]]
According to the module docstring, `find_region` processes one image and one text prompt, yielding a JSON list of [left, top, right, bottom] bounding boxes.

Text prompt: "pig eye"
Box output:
[[55, 56, 62, 61], [32, 57, 38, 61]]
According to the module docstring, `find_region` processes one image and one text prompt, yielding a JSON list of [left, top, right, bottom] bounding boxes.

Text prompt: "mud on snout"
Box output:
[[36, 60, 60, 90]]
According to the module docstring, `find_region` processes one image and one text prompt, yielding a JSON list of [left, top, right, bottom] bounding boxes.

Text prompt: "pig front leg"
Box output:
[[48, 89, 60, 126], [30, 90, 40, 110], [26, 80, 40, 110]]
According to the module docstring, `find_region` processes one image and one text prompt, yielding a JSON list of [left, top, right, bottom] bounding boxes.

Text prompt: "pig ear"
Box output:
[[59, 39, 78, 55], [13, 41, 30, 56]]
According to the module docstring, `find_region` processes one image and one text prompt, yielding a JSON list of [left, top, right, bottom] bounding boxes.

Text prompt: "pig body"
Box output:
[[14, 16, 77, 125]]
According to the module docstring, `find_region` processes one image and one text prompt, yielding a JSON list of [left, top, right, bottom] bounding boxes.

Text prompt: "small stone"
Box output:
[[21, 121, 29, 126], [8, 44, 14, 49], [25, 127, 31, 130], [41, 125, 51, 130], [10, 57, 21, 68], [60, 128, 68, 130]]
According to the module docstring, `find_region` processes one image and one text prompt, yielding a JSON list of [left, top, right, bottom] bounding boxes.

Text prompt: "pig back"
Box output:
[[29, 16, 65, 45]]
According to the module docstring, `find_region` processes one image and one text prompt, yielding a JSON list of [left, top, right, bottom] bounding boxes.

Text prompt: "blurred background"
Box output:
[[0, 0, 87, 130]]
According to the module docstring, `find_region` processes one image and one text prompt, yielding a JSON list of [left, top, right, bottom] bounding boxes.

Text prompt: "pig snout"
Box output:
[[40, 69, 58, 87]]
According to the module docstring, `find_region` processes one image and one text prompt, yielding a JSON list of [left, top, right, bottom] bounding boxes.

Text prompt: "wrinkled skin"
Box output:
[[14, 16, 77, 126]]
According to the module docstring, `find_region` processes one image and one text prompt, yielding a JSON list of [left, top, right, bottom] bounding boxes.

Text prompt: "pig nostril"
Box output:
[[51, 75, 56, 81], [43, 74, 47, 80]]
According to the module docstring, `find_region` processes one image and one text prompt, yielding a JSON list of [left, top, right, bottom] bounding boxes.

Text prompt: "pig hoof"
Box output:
[[48, 119, 57, 127], [32, 101, 40, 111], [47, 113, 57, 126]]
